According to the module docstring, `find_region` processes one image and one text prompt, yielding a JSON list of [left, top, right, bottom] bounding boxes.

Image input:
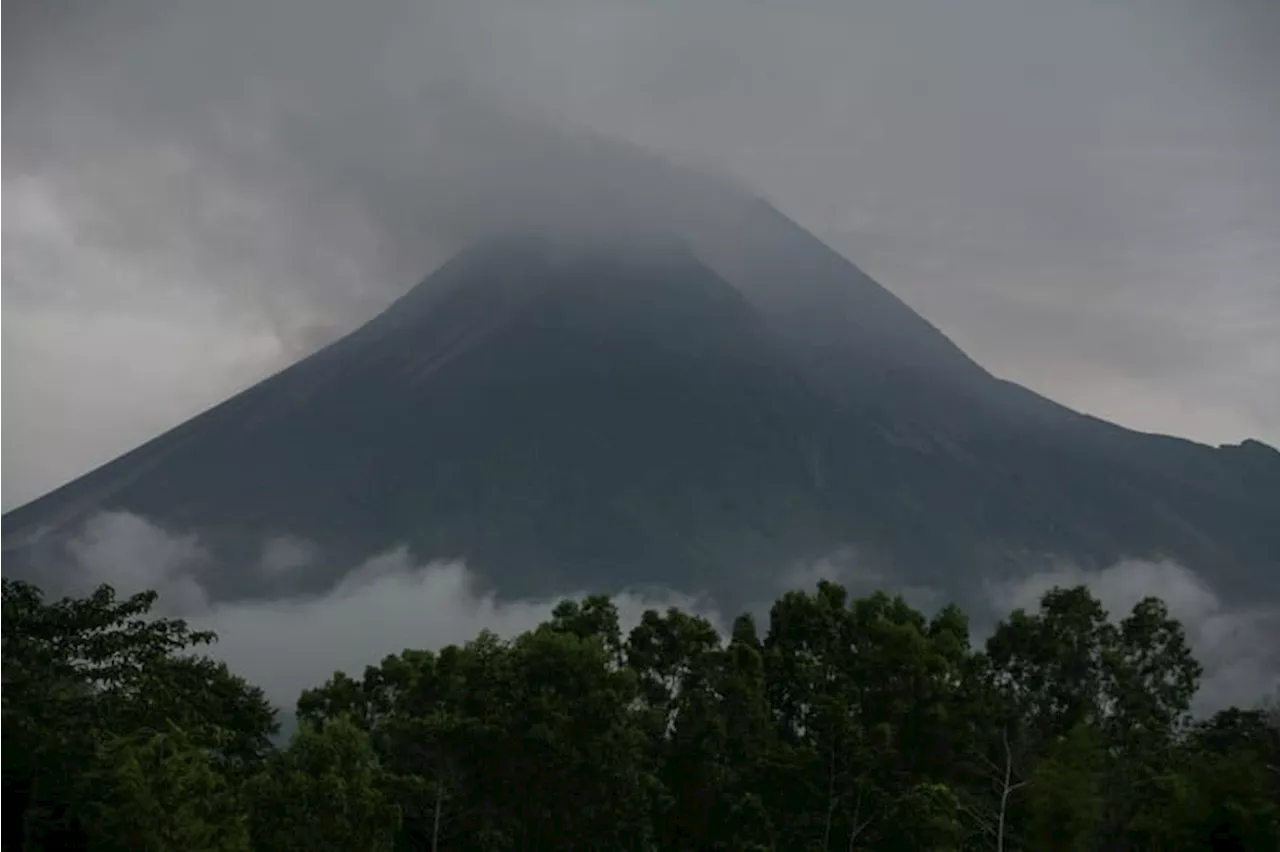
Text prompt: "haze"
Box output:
[[4, 0, 1279, 510]]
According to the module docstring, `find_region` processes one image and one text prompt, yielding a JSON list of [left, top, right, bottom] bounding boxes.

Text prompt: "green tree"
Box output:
[[711, 614, 778, 850], [499, 617, 655, 850], [2, 579, 275, 851], [1024, 722, 1106, 851], [81, 724, 251, 852], [1160, 707, 1280, 850], [626, 606, 724, 847], [880, 781, 964, 851], [247, 716, 400, 852], [1097, 597, 1202, 848], [984, 586, 1114, 746], [15, 574, 1280, 852]]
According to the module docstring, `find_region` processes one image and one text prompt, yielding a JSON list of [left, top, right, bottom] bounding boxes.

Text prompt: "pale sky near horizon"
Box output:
[[4, 0, 1279, 510]]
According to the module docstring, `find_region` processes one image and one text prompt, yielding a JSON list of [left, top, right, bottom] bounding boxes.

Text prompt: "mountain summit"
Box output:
[[5, 192, 1278, 610]]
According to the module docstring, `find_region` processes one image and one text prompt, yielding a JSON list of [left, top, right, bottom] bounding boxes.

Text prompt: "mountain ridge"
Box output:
[[5, 211, 1278, 611]]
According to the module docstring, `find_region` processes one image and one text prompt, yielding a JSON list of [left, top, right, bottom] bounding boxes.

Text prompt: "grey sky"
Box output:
[[4, 0, 1279, 509]]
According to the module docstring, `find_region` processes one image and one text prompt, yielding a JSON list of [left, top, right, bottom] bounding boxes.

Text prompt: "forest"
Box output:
[[3, 575, 1278, 851]]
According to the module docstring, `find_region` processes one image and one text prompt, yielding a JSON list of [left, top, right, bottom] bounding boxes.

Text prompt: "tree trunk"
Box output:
[[432, 777, 444, 852], [847, 787, 872, 851], [823, 745, 837, 851], [996, 726, 1026, 852]]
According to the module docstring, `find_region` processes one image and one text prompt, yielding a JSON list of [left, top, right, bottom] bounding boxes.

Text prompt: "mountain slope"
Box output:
[[5, 219, 1278, 611]]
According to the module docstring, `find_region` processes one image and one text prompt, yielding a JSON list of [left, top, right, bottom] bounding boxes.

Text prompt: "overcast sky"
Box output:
[[4, 0, 1279, 509]]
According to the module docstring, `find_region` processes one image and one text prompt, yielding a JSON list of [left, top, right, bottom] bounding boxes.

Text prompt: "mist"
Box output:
[[6, 0, 1280, 506], [60, 511, 727, 709], [56, 511, 1280, 716], [4, 0, 760, 334], [984, 558, 1280, 714]]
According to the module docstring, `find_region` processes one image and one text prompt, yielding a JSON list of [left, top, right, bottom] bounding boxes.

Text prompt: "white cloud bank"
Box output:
[[59, 512, 1278, 714], [62, 512, 725, 709], [985, 558, 1280, 714]]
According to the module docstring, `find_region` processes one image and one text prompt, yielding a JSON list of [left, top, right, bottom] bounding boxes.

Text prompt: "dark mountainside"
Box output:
[[4, 192, 1279, 610]]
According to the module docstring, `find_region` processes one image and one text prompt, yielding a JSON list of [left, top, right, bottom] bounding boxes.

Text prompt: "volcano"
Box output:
[[5, 188, 1278, 611]]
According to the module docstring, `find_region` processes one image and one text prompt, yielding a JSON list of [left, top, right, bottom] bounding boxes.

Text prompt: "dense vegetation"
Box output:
[[4, 576, 1277, 851]]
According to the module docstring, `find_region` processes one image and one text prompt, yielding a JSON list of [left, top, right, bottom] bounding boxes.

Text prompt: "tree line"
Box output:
[[3, 575, 1278, 851]]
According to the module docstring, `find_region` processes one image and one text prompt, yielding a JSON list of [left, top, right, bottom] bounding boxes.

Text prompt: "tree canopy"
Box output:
[[4, 576, 1277, 851]]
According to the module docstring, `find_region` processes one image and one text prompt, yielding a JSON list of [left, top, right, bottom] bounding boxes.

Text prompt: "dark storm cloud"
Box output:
[[4, 0, 1279, 506]]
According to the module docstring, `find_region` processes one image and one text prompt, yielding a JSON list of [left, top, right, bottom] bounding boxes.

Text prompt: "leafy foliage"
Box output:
[[5, 575, 1278, 850], [82, 725, 252, 852]]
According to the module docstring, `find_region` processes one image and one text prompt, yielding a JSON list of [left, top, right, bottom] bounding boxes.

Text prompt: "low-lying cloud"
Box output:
[[745, 545, 1278, 714], [61, 512, 725, 709], [207, 549, 725, 710], [56, 511, 1280, 716], [985, 558, 1280, 713], [67, 511, 213, 614]]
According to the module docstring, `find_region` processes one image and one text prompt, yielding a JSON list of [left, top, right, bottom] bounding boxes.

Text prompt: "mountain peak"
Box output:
[[4, 189, 1278, 612]]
